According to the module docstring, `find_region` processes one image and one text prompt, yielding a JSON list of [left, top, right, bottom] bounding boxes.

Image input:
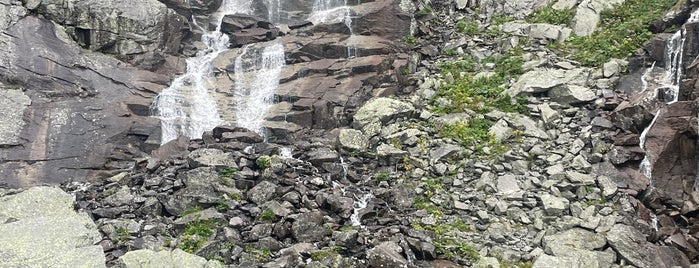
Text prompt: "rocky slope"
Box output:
[[2, 0, 699, 267]]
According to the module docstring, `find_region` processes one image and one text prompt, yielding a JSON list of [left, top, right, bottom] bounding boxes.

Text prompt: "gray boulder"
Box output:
[[504, 68, 590, 97], [291, 212, 328, 242], [353, 97, 415, 129], [572, 0, 625, 36], [337, 129, 369, 152], [188, 148, 237, 169], [367, 241, 408, 268], [0, 187, 105, 267], [607, 224, 690, 268], [30, 0, 187, 55], [116, 248, 223, 268], [539, 193, 569, 216], [248, 180, 277, 205], [543, 228, 606, 255], [549, 85, 597, 105], [479, 0, 553, 19]]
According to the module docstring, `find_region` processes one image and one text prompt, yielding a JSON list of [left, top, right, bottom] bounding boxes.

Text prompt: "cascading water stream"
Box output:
[[638, 9, 699, 195], [350, 192, 374, 227], [233, 43, 285, 136], [152, 0, 253, 144], [308, 0, 358, 58]]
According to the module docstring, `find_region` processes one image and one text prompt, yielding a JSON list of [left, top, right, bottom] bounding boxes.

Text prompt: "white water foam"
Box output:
[[660, 9, 699, 104], [233, 43, 285, 135], [350, 192, 373, 227], [152, 0, 254, 144], [639, 9, 699, 190], [308, 0, 357, 58]]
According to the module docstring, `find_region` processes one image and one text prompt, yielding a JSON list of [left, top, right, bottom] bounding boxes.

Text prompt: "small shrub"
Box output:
[[258, 209, 276, 222], [245, 246, 272, 262], [374, 172, 391, 182], [526, 6, 575, 25], [456, 20, 479, 36], [403, 35, 418, 45], [256, 156, 271, 169], [310, 250, 340, 261], [415, 6, 433, 19], [178, 220, 217, 253]]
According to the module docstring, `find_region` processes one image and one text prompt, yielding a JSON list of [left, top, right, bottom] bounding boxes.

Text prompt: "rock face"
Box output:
[[116, 248, 223, 268], [0, 2, 169, 187], [28, 0, 188, 55], [606, 224, 689, 268], [0, 187, 105, 267], [640, 102, 698, 207], [571, 0, 625, 36]]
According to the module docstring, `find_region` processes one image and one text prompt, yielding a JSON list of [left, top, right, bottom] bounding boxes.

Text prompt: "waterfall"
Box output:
[[308, 0, 357, 58], [266, 0, 282, 24], [639, 110, 661, 193], [660, 10, 699, 103], [152, 0, 253, 144], [350, 192, 373, 227], [233, 43, 285, 136], [638, 9, 699, 195]]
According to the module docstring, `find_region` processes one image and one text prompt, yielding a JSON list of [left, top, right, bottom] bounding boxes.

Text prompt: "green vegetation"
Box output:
[[413, 218, 478, 262], [433, 53, 526, 114], [556, 0, 678, 66], [438, 118, 507, 156], [412, 177, 447, 216], [403, 35, 418, 45], [258, 209, 276, 222], [432, 51, 527, 157], [374, 172, 392, 182], [178, 220, 217, 253], [215, 198, 229, 212], [218, 167, 237, 186], [310, 250, 340, 262], [339, 226, 361, 232], [435, 237, 480, 261], [486, 14, 515, 37], [415, 6, 433, 19], [218, 167, 237, 178], [181, 205, 204, 216], [114, 227, 130, 244], [583, 196, 607, 206], [456, 19, 479, 36], [493, 251, 533, 268], [244, 246, 272, 262], [228, 192, 243, 202], [256, 156, 271, 169], [526, 6, 574, 25]]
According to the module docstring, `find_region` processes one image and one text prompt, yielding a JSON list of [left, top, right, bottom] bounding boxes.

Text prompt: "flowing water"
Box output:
[[152, 0, 254, 144], [638, 10, 699, 194], [308, 0, 358, 57], [350, 192, 373, 227], [233, 43, 285, 136]]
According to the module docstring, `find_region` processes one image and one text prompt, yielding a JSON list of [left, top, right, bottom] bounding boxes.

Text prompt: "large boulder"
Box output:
[[641, 102, 698, 207], [478, 0, 553, 19], [116, 248, 223, 268], [571, 0, 625, 37], [352, 97, 415, 129], [0, 187, 105, 267], [29, 0, 188, 55], [606, 224, 690, 268], [504, 68, 590, 97]]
